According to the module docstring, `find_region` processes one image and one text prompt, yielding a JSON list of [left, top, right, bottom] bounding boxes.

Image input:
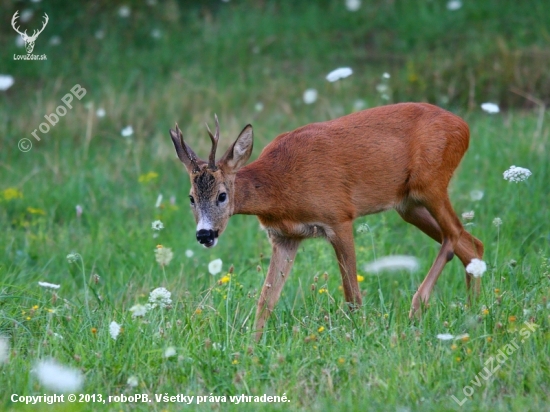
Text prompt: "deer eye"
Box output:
[[189, 195, 195, 205], [217, 192, 227, 203]]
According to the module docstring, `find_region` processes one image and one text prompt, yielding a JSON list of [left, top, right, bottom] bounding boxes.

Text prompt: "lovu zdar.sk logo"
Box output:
[[12, 10, 49, 60]]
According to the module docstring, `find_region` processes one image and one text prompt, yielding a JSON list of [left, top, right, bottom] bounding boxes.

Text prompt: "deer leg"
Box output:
[[406, 197, 463, 318], [329, 222, 362, 309], [254, 235, 301, 341], [398, 203, 484, 310]]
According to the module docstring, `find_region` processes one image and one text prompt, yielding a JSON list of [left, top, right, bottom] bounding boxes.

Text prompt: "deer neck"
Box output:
[[232, 163, 276, 217]]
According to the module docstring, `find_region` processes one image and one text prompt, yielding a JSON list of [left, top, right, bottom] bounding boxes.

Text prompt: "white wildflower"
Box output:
[[345, 0, 361, 12], [446, 0, 462, 11], [326, 67, 353, 82], [38, 281, 60, 290], [155, 194, 163, 208], [208, 258, 223, 275], [0, 336, 10, 364], [121, 126, 134, 137], [15, 36, 25, 48], [185, 249, 194, 258], [109, 321, 121, 340], [481, 102, 500, 114], [96, 108, 106, 118], [364, 255, 419, 273], [469, 190, 484, 201], [33, 359, 84, 392], [353, 99, 366, 111], [20, 9, 34, 22], [152, 220, 164, 231], [376, 84, 389, 93], [127, 375, 139, 387], [303, 89, 318, 104], [76, 204, 83, 218], [94, 30, 105, 40], [49, 36, 61, 46], [164, 346, 176, 358], [66, 252, 80, 263], [149, 287, 172, 309], [255, 102, 264, 112], [466, 258, 487, 278], [503, 165, 532, 183], [129, 304, 149, 318], [155, 246, 173, 266], [0, 75, 15, 91], [492, 217, 502, 227], [462, 211, 475, 220], [151, 29, 162, 39], [382, 72, 391, 79], [118, 5, 131, 18], [436, 333, 454, 341]]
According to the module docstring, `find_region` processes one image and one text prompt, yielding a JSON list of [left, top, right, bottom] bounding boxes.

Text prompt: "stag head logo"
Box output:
[[11, 11, 49, 54]]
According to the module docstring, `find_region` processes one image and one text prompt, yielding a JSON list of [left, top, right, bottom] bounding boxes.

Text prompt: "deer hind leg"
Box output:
[[254, 235, 301, 341], [329, 222, 362, 310], [398, 202, 484, 313], [398, 197, 463, 317]]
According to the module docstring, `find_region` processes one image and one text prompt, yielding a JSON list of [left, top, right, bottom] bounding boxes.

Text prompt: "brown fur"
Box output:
[[170, 103, 484, 341]]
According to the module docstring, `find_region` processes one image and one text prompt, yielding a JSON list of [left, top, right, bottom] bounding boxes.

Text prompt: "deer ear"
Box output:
[[218, 125, 253, 173], [169, 125, 202, 173]]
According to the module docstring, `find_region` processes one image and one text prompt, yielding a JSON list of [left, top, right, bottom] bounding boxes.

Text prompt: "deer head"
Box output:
[[12, 11, 49, 54], [170, 116, 253, 247]]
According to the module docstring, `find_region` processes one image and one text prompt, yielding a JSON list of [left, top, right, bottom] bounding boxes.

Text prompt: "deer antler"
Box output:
[[175, 123, 200, 173], [11, 11, 26, 37], [205, 114, 220, 170]]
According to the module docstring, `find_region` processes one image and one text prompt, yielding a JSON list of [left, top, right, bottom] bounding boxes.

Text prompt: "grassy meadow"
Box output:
[[1, 1, 549, 411]]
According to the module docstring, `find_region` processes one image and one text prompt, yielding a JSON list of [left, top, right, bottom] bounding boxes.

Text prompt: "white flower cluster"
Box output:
[[155, 246, 173, 266], [503, 165, 532, 183], [466, 258, 487, 278], [148, 287, 172, 309], [33, 359, 83, 392]]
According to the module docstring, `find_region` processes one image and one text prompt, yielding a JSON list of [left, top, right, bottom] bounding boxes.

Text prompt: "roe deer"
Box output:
[[169, 103, 484, 340]]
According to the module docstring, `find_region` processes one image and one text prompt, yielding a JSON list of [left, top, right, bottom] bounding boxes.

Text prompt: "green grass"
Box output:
[[1, 1, 549, 411]]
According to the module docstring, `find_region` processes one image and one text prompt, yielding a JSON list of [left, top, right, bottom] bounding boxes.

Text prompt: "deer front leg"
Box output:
[[254, 235, 301, 341], [329, 222, 362, 309]]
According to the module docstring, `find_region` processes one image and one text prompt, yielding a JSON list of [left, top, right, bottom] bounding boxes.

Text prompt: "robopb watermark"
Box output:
[[18, 84, 86, 152]]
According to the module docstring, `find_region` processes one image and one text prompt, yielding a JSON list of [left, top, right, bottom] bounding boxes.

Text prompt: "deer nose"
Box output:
[[196, 229, 217, 247]]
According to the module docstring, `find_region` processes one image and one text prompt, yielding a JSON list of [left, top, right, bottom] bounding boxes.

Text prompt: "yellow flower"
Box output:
[[482, 308, 489, 316], [32, 305, 39, 310], [494, 288, 500, 294], [455, 357, 462, 362], [486, 337, 493, 343], [318, 288, 327, 294], [337, 357, 345, 364], [219, 275, 231, 284], [194, 308, 202, 315], [357, 275, 364, 282], [318, 326, 325, 333], [138, 171, 159, 184], [2, 187, 23, 201], [231, 359, 239, 365], [27, 207, 46, 215], [451, 344, 458, 350], [508, 315, 517, 323]]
